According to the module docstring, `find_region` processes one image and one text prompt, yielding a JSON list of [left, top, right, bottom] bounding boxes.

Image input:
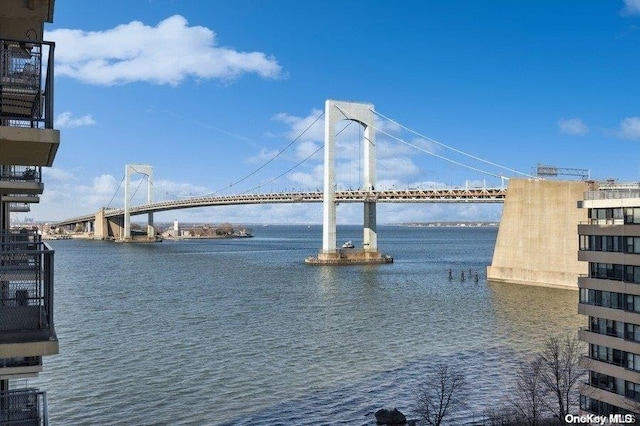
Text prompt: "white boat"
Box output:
[[342, 240, 354, 249]]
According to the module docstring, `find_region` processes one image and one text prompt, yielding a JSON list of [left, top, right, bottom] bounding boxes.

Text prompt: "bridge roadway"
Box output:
[[55, 187, 506, 227]]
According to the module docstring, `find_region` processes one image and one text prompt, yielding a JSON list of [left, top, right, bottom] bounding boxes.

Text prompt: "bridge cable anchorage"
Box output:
[[185, 110, 326, 199], [242, 120, 355, 194], [370, 108, 538, 179]]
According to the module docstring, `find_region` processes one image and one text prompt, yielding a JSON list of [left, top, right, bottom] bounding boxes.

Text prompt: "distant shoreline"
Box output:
[[163, 234, 254, 240], [392, 222, 498, 228]]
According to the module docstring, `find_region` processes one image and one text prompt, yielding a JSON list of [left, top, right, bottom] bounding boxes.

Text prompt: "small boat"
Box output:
[[342, 240, 354, 249]]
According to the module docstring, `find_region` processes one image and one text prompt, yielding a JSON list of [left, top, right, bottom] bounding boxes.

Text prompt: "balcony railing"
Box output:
[[0, 37, 55, 129], [1, 166, 42, 184], [0, 231, 55, 342], [0, 388, 48, 425]]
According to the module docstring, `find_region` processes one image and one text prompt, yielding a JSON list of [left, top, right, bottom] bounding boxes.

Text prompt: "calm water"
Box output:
[[32, 225, 583, 425]]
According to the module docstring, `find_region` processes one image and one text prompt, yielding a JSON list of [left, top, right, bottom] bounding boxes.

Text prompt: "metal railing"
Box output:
[[0, 37, 55, 129], [0, 166, 42, 183], [0, 231, 54, 341], [584, 188, 640, 201], [0, 388, 48, 425]]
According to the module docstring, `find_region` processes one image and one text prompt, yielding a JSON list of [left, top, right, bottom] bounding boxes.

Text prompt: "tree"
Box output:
[[538, 334, 586, 421], [510, 358, 548, 426], [416, 364, 466, 426]]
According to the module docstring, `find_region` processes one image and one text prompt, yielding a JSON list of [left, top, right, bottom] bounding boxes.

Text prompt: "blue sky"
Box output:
[[24, 0, 640, 225]]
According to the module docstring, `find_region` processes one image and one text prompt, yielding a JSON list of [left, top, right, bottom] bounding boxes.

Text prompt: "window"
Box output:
[[627, 323, 640, 342], [628, 352, 640, 371], [626, 295, 640, 313], [592, 371, 617, 392], [625, 207, 640, 224], [626, 237, 640, 254], [626, 381, 640, 401]]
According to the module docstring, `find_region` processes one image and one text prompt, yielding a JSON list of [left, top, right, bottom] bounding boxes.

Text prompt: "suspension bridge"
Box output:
[[53, 100, 588, 276]]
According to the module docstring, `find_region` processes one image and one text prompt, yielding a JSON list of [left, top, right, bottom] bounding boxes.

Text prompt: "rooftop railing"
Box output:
[[0, 231, 55, 342], [584, 188, 640, 201], [0, 388, 48, 425], [0, 37, 55, 129]]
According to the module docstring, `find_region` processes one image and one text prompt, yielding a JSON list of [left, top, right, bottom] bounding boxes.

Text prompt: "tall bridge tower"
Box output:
[[306, 100, 392, 265], [121, 164, 156, 242]]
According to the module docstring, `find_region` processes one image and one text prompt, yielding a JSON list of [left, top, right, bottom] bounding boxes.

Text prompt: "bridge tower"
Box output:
[[122, 164, 156, 242], [306, 100, 392, 264]]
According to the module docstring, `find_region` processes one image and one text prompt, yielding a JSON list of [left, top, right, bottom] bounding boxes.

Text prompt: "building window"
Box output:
[[627, 352, 640, 371], [591, 371, 617, 392], [625, 207, 640, 224], [626, 381, 640, 401], [591, 344, 625, 366], [626, 237, 640, 254], [626, 323, 640, 342], [627, 295, 640, 313], [590, 316, 623, 337]]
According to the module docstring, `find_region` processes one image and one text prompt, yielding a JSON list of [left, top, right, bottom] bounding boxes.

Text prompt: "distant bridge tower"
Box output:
[[306, 100, 392, 264], [123, 164, 155, 241]]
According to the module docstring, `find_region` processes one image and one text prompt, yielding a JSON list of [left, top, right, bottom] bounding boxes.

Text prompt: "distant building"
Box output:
[[578, 183, 640, 415]]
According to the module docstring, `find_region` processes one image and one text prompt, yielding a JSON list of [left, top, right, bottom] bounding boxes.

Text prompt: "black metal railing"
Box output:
[[0, 231, 54, 341], [0, 37, 55, 129], [0, 166, 42, 183], [0, 388, 48, 425]]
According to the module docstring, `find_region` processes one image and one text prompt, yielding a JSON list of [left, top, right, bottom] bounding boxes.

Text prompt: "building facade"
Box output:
[[578, 185, 640, 415], [0, 0, 59, 423]]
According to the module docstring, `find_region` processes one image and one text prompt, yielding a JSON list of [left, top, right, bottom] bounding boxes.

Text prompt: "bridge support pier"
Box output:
[[306, 100, 392, 265]]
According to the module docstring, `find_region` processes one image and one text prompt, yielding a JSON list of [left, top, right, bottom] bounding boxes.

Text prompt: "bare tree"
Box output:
[[510, 358, 548, 426], [416, 364, 466, 426], [538, 334, 586, 421]]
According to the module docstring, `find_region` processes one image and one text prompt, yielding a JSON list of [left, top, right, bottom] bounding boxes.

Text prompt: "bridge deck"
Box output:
[[55, 188, 506, 226]]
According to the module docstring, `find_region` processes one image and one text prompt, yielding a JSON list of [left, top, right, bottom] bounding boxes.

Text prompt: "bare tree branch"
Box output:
[[416, 364, 466, 426]]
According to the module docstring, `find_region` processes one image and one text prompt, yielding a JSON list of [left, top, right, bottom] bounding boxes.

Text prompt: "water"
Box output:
[[32, 225, 583, 425]]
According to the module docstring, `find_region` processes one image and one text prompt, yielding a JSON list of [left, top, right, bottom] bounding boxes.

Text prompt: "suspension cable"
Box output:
[[130, 175, 146, 201], [186, 110, 326, 198], [371, 108, 536, 178], [242, 119, 355, 194], [106, 176, 125, 208]]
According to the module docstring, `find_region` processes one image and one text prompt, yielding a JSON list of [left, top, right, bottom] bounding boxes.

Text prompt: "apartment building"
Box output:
[[0, 0, 59, 423], [578, 184, 640, 415]]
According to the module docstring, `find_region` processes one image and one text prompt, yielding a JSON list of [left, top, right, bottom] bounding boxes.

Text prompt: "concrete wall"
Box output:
[[487, 178, 588, 289]]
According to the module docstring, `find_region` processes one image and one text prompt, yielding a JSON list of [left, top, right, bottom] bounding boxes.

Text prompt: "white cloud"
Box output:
[[55, 111, 96, 128], [46, 15, 283, 86], [617, 116, 640, 140], [273, 109, 325, 143], [42, 167, 74, 181], [622, 0, 640, 15], [557, 118, 589, 135], [246, 148, 281, 164]]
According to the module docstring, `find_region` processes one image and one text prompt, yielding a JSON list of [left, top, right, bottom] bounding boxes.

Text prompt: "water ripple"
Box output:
[[32, 226, 582, 425]]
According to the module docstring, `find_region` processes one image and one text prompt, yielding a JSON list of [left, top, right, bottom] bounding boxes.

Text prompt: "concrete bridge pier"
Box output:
[[306, 100, 392, 265], [94, 208, 124, 240]]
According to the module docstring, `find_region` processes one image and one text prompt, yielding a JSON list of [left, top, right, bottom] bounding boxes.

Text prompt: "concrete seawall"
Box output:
[[486, 178, 588, 289]]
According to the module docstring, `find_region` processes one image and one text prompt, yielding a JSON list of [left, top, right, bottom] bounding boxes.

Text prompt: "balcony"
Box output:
[[8, 204, 30, 213], [0, 37, 59, 167], [0, 388, 48, 425], [0, 166, 43, 197], [0, 231, 57, 356]]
